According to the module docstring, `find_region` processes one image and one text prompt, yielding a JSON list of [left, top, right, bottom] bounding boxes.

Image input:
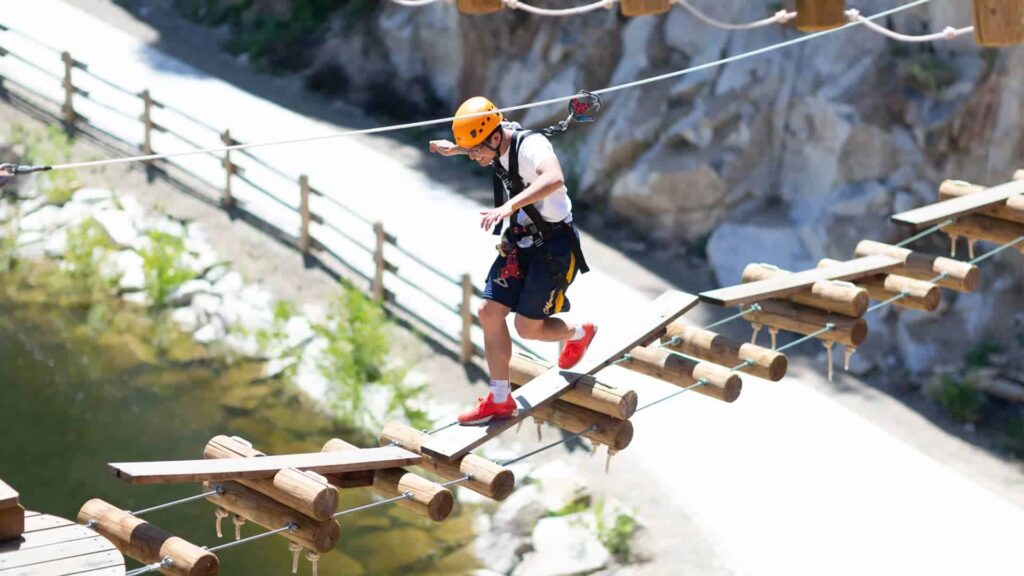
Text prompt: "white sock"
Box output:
[[490, 379, 511, 403], [569, 325, 586, 341]]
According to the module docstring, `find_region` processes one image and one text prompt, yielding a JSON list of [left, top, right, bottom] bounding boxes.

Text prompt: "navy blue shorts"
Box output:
[[482, 227, 580, 320]]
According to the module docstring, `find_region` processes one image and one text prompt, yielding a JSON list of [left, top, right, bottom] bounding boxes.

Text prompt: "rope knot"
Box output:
[[942, 26, 958, 40], [845, 8, 861, 22], [775, 9, 796, 24], [601, 0, 616, 9], [503, 0, 519, 9]]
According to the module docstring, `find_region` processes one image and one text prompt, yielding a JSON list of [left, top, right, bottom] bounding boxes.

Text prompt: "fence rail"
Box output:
[[0, 26, 542, 363]]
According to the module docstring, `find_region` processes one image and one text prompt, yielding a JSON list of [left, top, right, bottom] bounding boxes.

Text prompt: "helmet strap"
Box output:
[[481, 126, 504, 154]]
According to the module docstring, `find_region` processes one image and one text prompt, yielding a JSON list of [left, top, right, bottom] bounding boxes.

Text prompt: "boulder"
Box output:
[[706, 221, 814, 287], [512, 513, 610, 576]]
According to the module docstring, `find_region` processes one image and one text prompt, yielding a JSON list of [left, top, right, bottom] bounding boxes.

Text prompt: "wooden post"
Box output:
[[460, 273, 474, 363], [456, 0, 502, 14], [299, 175, 311, 257], [854, 240, 980, 292], [939, 180, 1024, 225], [0, 480, 24, 542], [742, 263, 869, 317], [141, 90, 154, 165], [818, 259, 941, 312], [220, 130, 234, 209], [378, 423, 515, 501], [61, 51, 76, 128], [509, 353, 639, 418], [321, 439, 454, 522], [745, 300, 867, 347], [372, 222, 386, 301], [203, 481, 341, 553], [973, 0, 1024, 46], [796, 0, 846, 32], [620, 0, 672, 17], [203, 436, 338, 522], [660, 322, 788, 382], [78, 499, 219, 576], [620, 346, 743, 403]]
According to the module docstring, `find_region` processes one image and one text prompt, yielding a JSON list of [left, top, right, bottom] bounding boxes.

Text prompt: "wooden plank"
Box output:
[[892, 178, 1024, 228], [699, 256, 900, 307], [108, 446, 421, 484], [0, 536, 110, 570], [67, 568, 124, 576], [1, 550, 123, 575], [0, 526, 95, 554], [0, 483, 17, 510], [22, 515, 72, 534], [421, 290, 699, 461]]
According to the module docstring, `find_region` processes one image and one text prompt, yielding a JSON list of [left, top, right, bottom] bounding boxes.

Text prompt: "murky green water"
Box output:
[[0, 271, 477, 575]]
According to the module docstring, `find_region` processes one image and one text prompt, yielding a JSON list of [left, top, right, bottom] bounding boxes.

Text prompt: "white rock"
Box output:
[[169, 278, 214, 306], [43, 228, 68, 258], [827, 181, 892, 218], [474, 531, 529, 575], [122, 291, 148, 306], [492, 483, 548, 536], [108, 250, 146, 291], [707, 222, 813, 287], [779, 97, 852, 219], [512, 513, 610, 576], [71, 188, 113, 204], [19, 205, 63, 232], [213, 270, 244, 295], [190, 292, 222, 322], [194, 320, 227, 344], [171, 306, 200, 333], [93, 210, 139, 247]]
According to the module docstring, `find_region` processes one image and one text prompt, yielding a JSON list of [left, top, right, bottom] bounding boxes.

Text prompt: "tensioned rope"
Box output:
[[844, 8, 973, 41], [21, 0, 937, 174], [122, 227, 1022, 575], [673, 0, 796, 31]]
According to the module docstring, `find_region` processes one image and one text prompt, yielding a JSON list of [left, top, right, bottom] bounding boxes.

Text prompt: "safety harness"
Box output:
[[491, 129, 590, 289]]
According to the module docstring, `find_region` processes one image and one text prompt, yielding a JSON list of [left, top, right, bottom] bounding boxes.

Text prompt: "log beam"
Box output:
[[742, 263, 868, 317], [378, 424, 515, 501], [854, 240, 979, 292], [939, 180, 1024, 225], [746, 300, 867, 347], [620, 345, 742, 402], [660, 322, 788, 381], [509, 354, 637, 419], [78, 499, 219, 576], [818, 259, 940, 312]]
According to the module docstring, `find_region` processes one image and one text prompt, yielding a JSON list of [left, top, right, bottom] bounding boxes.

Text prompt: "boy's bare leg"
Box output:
[[479, 300, 513, 381], [514, 315, 576, 342]]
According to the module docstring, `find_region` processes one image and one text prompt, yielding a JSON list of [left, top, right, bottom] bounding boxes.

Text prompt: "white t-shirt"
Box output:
[[498, 132, 572, 227]]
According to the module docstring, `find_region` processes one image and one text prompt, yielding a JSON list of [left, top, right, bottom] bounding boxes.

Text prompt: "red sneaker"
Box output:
[[558, 323, 598, 369], [458, 392, 518, 426]]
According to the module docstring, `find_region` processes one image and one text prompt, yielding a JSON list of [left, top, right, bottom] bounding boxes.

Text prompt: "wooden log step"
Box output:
[[203, 481, 340, 553], [892, 177, 1024, 228], [378, 424, 515, 501], [973, 0, 1024, 47], [78, 499, 218, 576], [818, 259, 940, 312], [660, 322, 788, 381], [699, 256, 900, 307], [939, 180, 1024, 225], [509, 354, 638, 419], [620, 0, 672, 17], [620, 345, 742, 402], [203, 436, 338, 522], [321, 439, 453, 522], [854, 240, 979, 292], [109, 446, 420, 484], [0, 481, 22, 543], [529, 399, 634, 450], [745, 300, 867, 347], [795, 0, 846, 32], [456, 0, 502, 14], [742, 263, 868, 317], [420, 290, 700, 461], [943, 214, 1024, 255]]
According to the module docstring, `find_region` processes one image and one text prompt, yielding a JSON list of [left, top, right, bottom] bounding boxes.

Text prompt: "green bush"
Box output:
[[929, 375, 986, 424], [60, 218, 119, 300], [138, 230, 198, 307], [593, 499, 637, 563], [1003, 413, 1024, 458], [313, 285, 429, 432], [898, 53, 957, 95], [965, 340, 1002, 369], [9, 123, 81, 204]]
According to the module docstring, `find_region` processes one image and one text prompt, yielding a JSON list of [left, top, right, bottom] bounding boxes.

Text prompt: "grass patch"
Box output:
[[59, 217, 120, 301], [9, 123, 81, 204], [594, 499, 637, 563], [965, 340, 1002, 370], [138, 230, 198, 308], [314, 284, 430, 433], [929, 374, 986, 424]]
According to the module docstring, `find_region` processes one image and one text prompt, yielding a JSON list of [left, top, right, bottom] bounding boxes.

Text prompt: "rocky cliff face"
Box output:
[[189, 0, 1024, 374]]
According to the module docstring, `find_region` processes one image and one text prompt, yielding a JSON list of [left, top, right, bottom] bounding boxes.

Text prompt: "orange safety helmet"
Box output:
[[452, 96, 503, 149]]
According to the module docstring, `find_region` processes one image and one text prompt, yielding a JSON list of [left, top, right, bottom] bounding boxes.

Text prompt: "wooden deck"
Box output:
[[891, 178, 1024, 228], [0, 511, 124, 575]]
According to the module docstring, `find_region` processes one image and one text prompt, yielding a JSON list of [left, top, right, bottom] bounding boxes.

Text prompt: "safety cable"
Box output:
[[2, 0, 935, 174]]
